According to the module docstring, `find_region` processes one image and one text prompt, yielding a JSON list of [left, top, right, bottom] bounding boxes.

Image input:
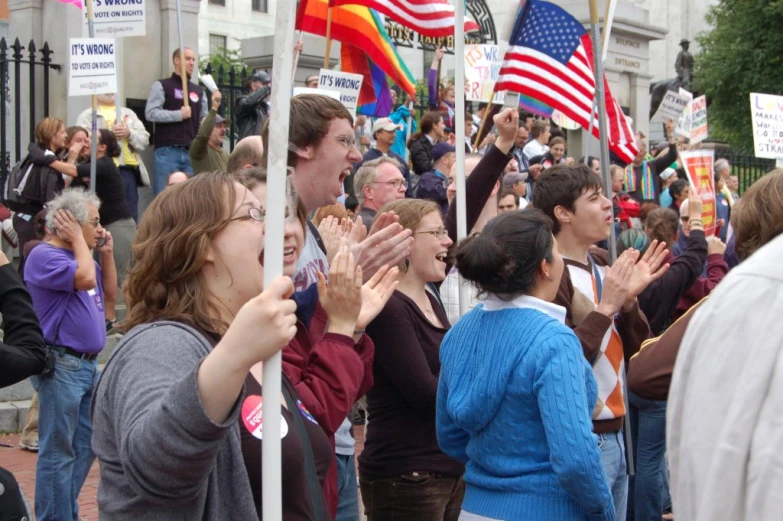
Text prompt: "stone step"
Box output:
[[0, 399, 32, 433]]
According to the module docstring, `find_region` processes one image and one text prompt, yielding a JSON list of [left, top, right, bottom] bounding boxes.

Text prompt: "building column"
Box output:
[[629, 72, 653, 142], [159, 0, 201, 78]]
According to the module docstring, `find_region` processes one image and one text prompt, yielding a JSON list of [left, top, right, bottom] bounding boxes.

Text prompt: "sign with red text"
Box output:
[[464, 44, 505, 104], [680, 150, 716, 238], [750, 92, 783, 159], [689, 95, 708, 144]]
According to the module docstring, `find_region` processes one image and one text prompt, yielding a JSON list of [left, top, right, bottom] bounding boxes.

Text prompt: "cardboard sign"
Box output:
[[690, 95, 708, 144], [318, 69, 363, 115], [652, 89, 690, 123], [293, 87, 340, 100], [83, 0, 146, 38], [680, 150, 717, 238], [68, 38, 117, 96], [464, 44, 505, 105], [750, 92, 783, 159], [675, 88, 693, 138]]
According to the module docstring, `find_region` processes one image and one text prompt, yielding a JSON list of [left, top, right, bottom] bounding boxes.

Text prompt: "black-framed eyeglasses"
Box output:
[[229, 207, 266, 223], [414, 227, 447, 240], [370, 179, 407, 190]]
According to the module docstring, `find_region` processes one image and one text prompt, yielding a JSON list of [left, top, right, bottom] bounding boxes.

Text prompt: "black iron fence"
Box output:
[[714, 147, 776, 195], [0, 38, 61, 187]]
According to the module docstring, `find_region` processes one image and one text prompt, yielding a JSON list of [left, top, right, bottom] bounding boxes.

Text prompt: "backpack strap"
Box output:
[[306, 220, 327, 256]]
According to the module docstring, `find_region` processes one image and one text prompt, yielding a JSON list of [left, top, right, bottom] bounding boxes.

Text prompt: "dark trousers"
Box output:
[[13, 212, 37, 276], [119, 166, 140, 223], [360, 473, 464, 521]]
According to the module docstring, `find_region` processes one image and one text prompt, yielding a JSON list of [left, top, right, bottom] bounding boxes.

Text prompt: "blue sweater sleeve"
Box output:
[[534, 333, 616, 521], [436, 369, 470, 463]]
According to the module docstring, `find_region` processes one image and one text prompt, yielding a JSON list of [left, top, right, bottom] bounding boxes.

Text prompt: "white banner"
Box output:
[[318, 69, 363, 115], [83, 0, 146, 38], [750, 92, 783, 159], [464, 44, 505, 104], [68, 38, 118, 96], [652, 89, 690, 123]]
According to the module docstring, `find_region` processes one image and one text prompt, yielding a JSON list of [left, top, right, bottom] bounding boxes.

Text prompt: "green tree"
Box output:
[[695, 0, 783, 151], [199, 47, 253, 87]]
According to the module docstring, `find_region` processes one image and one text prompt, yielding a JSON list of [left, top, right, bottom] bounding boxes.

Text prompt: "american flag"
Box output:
[[496, 0, 639, 164], [330, 0, 480, 38]]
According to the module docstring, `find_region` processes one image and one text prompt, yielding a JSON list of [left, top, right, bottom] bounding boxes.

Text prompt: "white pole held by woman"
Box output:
[[262, 0, 297, 518], [454, 0, 469, 318], [85, 0, 98, 193]]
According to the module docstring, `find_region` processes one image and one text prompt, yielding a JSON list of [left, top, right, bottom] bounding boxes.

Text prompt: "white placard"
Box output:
[[690, 95, 708, 144], [317, 69, 363, 115], [675, 88, 693, 137], [69, 38, 118, 96], [652, 89, 690, 123], [750, 92, 783, 159], [83, 0, 146, 38], [293, 87, 340, 100], [464, 44, 505, 104]]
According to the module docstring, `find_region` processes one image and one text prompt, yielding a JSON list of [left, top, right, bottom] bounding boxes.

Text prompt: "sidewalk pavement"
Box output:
[[1, 423, 367, 521]]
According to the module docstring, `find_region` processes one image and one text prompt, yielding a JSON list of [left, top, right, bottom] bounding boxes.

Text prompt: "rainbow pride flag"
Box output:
[[518, 93, 553, 118], [296, 0, 416, 97]]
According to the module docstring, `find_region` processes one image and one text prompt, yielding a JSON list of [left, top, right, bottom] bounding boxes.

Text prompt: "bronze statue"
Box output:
[[675, 39, 694, 90]]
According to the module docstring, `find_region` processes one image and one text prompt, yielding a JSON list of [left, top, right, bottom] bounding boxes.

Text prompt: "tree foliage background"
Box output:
[[695, 0, 783, 151]]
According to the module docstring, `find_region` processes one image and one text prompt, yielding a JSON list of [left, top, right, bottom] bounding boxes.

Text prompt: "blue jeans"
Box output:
[[628, 393, 668, 521], [31, 353, 100, 521], [119, 166, 140, 223], [598, 430, 628, 521], [153, 146, 192, 195], [336, 453, 360, 521]]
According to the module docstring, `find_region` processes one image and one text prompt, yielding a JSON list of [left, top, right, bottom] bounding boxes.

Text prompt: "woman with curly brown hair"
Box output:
[[90, 172, 301, 520]]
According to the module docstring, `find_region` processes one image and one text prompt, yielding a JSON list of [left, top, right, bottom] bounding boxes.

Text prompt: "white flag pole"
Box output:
[[588, 0, 614, 261], [115, 38, 124, 167], [454, 0, 469, 318], [85, 0, 98, 193], [262, 0, 296, 518], [601, 0, 618, 63]]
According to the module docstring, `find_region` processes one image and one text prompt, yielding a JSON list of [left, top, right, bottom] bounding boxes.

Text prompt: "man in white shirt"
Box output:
[[522, 120, 550, 161], [667, 170, 783, 521]]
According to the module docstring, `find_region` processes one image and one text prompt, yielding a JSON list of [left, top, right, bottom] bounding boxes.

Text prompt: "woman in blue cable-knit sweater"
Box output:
[[437, 209, 615, 521]]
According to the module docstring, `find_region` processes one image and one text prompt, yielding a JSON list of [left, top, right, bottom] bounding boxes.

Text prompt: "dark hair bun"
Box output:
[[456, 209, 554, 299]]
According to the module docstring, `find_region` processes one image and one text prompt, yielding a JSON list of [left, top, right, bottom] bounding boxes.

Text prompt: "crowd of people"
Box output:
[[1, 42, 782, 521]]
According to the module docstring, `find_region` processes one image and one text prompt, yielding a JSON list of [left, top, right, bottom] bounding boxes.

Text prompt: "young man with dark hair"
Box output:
[[532, 164, 668, 520], [497, 190, 519, 214]]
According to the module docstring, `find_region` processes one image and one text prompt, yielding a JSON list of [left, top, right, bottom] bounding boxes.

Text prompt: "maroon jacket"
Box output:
[[282, 303, 374, 519], [673, 252, 729, 320]]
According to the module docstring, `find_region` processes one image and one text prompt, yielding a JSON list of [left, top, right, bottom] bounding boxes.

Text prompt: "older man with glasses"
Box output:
[[353, 156, 407, 225]]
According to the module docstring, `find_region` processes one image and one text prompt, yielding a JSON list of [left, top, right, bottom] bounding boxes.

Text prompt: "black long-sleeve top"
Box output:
[[637, 229, 708, 336], [0, 263, 46, 388]]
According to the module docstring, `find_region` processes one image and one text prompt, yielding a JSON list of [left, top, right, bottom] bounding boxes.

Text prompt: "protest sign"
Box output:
[[293, 87, 340, 100], [750, 92, 783, 159], [318, 69, 363, 115], [680, 149, 716, 238], [552, 109, 580, 130], [69, 38, 117, 96], [652, 89, 690, 123], [675, 88, 693, 138], [464, 44, 505, 104], [690, 95, 708, 144], [83, 0, 146, 38]]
